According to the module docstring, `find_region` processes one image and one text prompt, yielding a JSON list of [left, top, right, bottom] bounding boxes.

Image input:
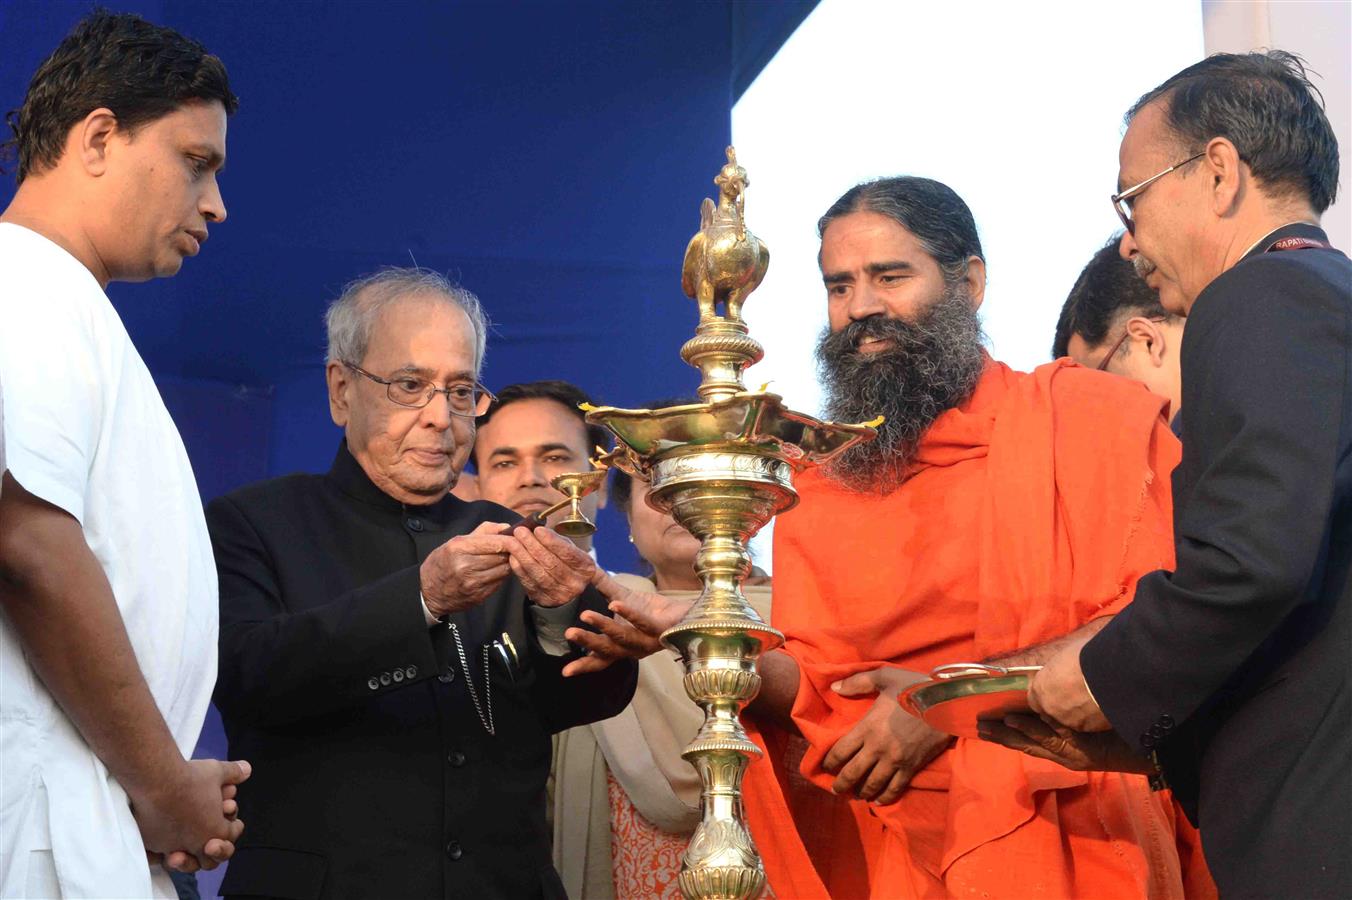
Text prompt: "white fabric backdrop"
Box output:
[[1202, 0, 1350, 251], [732, 0, 1349, 571]]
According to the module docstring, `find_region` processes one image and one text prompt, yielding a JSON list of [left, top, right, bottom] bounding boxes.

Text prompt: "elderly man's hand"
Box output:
[[1026, 636, 1111, 732], [420, 521, 515, 619], [823, 667, 952, 804], [507, 526, 596, 608], [977, 714, 1152, 773], [131, 759, 251, 872], [561, 571, 693, 676]]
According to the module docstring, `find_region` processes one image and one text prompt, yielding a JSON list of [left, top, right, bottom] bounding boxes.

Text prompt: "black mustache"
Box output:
[[828, 316, 926, 353]]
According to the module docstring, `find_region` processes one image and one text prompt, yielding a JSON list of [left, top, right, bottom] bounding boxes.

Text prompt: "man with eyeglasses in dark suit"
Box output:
[[207, 267, 636, 900], [1026, 52, 1350, 900]]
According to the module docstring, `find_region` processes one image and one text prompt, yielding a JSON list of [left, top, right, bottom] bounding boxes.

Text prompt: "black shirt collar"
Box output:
[[327, 439, 461, 525], [1241, 222, 1330, 263]]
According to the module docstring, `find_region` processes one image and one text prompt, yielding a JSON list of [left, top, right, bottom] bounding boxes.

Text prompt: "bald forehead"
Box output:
[[362, 293, 475, 371], [369, 289, 467, 333]]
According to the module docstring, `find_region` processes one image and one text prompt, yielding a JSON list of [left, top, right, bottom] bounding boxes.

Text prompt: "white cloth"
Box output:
[[528, 598, 578, 656], [527, 543, 602, 654], [519, 540, 600, 651], [1, 354, 6, 486], [523, 545, 602, 655], [0, 223, 217, 899]]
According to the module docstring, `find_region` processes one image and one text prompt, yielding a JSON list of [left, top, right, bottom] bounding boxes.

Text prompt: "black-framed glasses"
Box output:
[[1095, 316, 1167, 371], [1111, 152, 1205, 234], [343, 361, 494, 417]]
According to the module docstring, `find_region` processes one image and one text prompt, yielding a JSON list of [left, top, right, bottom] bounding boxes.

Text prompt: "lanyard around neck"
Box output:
[[1265, 236, 1334, 253]]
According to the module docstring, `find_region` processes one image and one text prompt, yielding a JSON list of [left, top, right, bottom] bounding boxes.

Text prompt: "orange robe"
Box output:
[[744, 359, 1215, 899]]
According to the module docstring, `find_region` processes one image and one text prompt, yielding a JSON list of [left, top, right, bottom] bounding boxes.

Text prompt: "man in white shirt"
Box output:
[[0, 12, 249, 898]]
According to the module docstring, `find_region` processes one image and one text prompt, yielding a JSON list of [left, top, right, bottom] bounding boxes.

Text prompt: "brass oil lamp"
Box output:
[[512, 468, 608, 537], [583, 147, 879, 900]]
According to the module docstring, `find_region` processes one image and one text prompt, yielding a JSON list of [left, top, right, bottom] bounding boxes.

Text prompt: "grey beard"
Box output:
[[816, 285, 986, 494]]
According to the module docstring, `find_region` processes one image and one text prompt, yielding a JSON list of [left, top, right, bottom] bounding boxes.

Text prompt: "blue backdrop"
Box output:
[[0, 0, 813, 890], [1, 0, 816, 572]]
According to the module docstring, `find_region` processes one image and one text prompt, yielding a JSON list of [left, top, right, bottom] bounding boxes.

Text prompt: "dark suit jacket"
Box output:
[[208, 443, 637, 900], [1082, 223, 1350, 899]]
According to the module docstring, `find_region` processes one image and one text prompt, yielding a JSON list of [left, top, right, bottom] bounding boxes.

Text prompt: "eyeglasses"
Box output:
[[1111, 152, 1205, 234], [343, 362, 494, 417], [1094, 316, 1167, 371]]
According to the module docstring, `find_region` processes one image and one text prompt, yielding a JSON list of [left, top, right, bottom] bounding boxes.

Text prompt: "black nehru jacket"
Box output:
[[1082, 223, 1350, 899], [208, 441, 637, 900]]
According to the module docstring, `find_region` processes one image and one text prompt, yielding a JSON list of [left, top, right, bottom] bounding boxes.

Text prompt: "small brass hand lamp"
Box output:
[[510, 460, 608, 537]]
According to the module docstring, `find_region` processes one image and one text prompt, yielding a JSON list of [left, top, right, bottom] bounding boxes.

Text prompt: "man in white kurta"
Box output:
[[0, 10, 246, 897], [0, 224, 220, 898]]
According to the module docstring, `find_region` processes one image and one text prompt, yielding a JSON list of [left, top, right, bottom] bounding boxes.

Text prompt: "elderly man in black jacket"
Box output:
[[208, 267, 637, 900], [1022, 52, 1349, 900]]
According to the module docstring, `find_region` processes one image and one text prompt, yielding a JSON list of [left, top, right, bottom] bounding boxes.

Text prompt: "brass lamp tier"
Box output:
[[584, 147, 878, 900]]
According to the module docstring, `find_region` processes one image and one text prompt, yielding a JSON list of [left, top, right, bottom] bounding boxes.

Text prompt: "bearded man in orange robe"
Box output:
[[567, 176, 1214, 899]]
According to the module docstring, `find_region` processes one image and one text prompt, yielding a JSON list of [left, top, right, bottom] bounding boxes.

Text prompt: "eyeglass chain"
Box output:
[[448, 622, 495, 736]]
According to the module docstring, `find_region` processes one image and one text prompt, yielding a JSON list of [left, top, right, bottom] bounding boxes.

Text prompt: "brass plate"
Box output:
[[899, 673, 1035, 739]]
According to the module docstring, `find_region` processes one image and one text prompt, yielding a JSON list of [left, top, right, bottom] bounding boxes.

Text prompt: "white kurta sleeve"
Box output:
[[0, 293, 103, 523], [1, 367, 7, 491]]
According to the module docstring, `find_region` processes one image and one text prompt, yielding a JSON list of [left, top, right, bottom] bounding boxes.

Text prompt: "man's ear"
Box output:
[[962, 255, 986, 310], [77, 108, 119, 177], [326, 361, 351, 426], [1204, 136, 1243, 218], [1127, 316, 1168, 367]]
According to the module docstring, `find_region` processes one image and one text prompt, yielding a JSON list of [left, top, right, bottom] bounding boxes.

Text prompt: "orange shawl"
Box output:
[[744, 359, 1213, 899]]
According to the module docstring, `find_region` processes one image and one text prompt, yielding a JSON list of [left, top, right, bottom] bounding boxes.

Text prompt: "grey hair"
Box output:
[[324, 267, 489, 373], [1128, 51, 1339, 214]]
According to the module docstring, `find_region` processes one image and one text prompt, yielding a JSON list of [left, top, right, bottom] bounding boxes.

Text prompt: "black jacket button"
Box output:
[[446, 841, 463, 860], [367, 677, 380, 691], [1149, 724, 1165, 739], [406, 517, 424, 532], [448, 751, 466, 767], [1141, 732, 1157, 749], [405, 665, 418, 679], [1160, 714, 1175, 729], [392, 669, 405, 683], [379, 672, 392, 686], [437, 669, 455, 684]]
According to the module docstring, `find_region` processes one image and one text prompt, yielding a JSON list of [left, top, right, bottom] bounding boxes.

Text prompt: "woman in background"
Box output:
[[551, 432, 771, 899]]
